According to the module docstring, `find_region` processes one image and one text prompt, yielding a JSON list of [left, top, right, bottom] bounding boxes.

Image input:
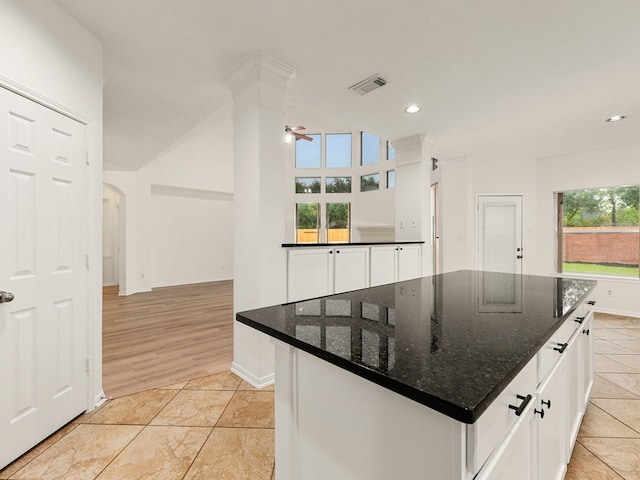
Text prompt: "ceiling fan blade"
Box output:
[[289, 125, 306, 132], [294, 132, 313, 141]]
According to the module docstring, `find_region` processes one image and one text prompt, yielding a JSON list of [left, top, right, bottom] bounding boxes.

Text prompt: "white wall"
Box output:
[[105, 102, 234, 292], [0, 0, 104, 406], [438, 145, 640, 318]]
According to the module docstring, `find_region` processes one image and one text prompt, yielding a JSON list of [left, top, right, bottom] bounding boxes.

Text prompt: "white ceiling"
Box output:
[[54, 0, 640, 171]]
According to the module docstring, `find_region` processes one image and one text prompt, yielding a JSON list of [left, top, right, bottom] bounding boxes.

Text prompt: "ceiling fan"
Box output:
[[285, 125, 313, 142]]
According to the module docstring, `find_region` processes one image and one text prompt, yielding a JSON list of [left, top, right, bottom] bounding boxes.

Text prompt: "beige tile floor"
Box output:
[[0, 372, 275, 480], [1, 312, 639, 480]]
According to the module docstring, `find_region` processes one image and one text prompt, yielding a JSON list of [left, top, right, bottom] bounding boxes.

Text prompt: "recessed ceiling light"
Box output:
[[405, 105, 421, 114], [606, 115, 626, 122]]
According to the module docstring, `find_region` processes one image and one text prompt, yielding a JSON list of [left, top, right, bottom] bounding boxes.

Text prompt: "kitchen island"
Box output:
[[237, 270, 597, 480]]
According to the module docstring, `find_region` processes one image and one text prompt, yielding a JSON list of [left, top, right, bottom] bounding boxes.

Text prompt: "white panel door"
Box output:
[[397, 244, 421, 281], [370, 246, 397, 287], [478, 196, 523, 274], [0, 87, 88, 469]]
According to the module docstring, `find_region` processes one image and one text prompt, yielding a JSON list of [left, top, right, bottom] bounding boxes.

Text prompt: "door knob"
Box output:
[[0, 291, 15, 303]]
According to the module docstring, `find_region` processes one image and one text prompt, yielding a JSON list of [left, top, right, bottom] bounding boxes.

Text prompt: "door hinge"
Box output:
[[85, 253, 90, 269], [85, 151, 89, 166], [86, 357, 91, 372]]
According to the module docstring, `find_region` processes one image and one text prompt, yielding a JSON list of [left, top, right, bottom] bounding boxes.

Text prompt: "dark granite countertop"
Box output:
[[282, 241, 425, 247], [236, 270, 596, 424]]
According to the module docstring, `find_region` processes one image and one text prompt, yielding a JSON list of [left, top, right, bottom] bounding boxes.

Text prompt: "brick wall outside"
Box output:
[[563, 227, 639, 266]]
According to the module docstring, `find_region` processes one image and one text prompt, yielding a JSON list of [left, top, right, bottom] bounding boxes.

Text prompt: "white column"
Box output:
[[225, 54, 295, 386], [393, 134, 434, 275]]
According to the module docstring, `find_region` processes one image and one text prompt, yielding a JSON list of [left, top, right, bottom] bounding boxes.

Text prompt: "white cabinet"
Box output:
[[333, 247, 370, 294], [370, 244, 422, 287], [287, 247, 370, 302], [580, 311, 594, 407], [475, 400, 535, 480], [287, 244, 422, 302], [536, 352, 568, 480]]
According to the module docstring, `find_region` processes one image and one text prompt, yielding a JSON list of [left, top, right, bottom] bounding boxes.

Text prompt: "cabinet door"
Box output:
[[565, 328, 582, 459], [474, 400, 535, 480], [333, 247, 369, 294], [536, 353, 568, 480], [397, 245, 421, 281], [370, 246, 397, 286], [581, 311, 594, 408], [287, 249, 333, 302]]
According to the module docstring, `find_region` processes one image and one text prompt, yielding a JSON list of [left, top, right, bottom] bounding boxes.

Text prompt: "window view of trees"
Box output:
[[326, 177, 352, 193], [561, 186, 639, 278], [327, 203, 350, 242], [296, 177, 321, 193], [361, 173, 380, 192], [296, 203, 320, 243]]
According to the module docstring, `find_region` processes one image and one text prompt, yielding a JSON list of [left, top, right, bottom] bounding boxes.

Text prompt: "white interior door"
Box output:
[[478, 195, 523, 274], [0, 86, 89, 468]]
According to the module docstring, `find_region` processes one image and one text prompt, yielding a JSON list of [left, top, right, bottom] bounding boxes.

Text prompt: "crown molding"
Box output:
[[225, 53, 295, 97]]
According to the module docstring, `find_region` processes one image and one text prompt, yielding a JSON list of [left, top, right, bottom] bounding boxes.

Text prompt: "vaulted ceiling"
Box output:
[[54, 0, 640, 171]]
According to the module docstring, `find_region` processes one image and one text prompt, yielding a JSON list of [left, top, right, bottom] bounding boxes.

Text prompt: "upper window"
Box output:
[[387, 141, 396, 160], [326, 177, 352, 193], [386, 170, 396, 189], [296, 177, 321, 194], [361, 132, 380, 166], [361, 173, 380, 192], [295, 134, 321, 168], [326, 134, 352, 168], [558, 186, 639, 278]]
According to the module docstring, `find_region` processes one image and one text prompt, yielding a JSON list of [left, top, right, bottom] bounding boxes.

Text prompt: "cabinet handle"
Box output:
[[400, 247, 403, 251], [554, 342, 568, 354], [583, 329, 590, 336], [534, 408, 545, 419], [575, 316, 585, 324], [336, 250, 340, 254], [329, 251, 333, 254], [508, 394, 532, 416], [541, 399, 551, 409], [587, 300, 596, 306]]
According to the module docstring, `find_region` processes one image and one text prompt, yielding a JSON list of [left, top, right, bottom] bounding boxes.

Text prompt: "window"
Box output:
[[361, 132, 380, 165], [387, 141, 396, 160], [295, 177, 321, 193], [327, 202, 350, 242], [558, 186, 639, 278], [386, 170, 396, 189], [295, 134, 321, 168], [326, 134, 352, 168], [361, 173, 379, 192], [296, 203, 320, 243], [326, 176, 352, 193]]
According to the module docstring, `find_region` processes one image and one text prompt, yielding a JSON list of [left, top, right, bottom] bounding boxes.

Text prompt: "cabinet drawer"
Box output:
[[467, 357, 537, 475], [537, 317, 580, 384]]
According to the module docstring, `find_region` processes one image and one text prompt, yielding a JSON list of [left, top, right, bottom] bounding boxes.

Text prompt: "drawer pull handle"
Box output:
[[575, 316, 585, 324], [534, 408, 545, 419], [587, 300, 596, 306], [583, 329, 590, 336], [541, 399, 551, 409], [554, 342, 568, 354], [508, 394, 532, 416]]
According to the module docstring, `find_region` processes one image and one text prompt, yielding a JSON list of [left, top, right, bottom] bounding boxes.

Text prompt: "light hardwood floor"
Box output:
[[102, 281, 234, 398]]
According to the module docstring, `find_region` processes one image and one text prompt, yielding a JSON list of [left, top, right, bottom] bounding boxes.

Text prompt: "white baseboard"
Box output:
[[595, 307, 640, 319], [231, 362, 275, 389]]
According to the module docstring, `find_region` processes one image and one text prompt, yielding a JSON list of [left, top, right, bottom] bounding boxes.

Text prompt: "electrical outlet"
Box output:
[[606, 289, 613, 297]]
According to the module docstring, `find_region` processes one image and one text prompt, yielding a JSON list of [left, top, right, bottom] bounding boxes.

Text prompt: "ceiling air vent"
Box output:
[[348, 74, 387, 95]]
